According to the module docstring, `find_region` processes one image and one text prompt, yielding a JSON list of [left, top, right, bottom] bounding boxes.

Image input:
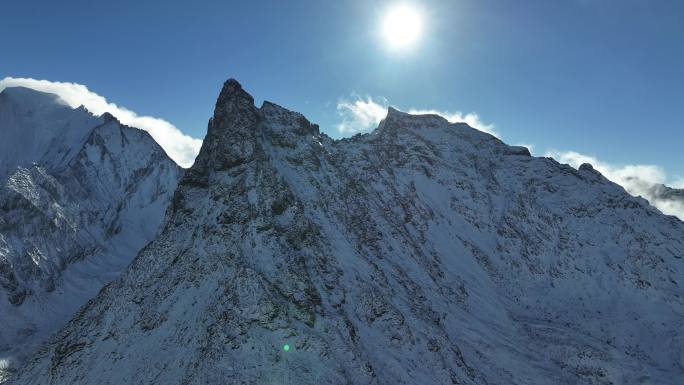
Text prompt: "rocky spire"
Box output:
[[184, 79, 260, 182], [212, 78, 258, 132]]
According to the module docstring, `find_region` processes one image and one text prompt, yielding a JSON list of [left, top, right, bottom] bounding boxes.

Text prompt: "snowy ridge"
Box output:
[[0, 87, 98, 180], [0, 87, 181, 376], [9, 80, 684, 384]]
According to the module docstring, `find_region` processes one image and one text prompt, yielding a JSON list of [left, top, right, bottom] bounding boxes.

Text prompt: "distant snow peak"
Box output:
[[0, 77, 202, 167], [0, 86, 69, 109], [100, 111, 118, 122], [0, 88, 181, 374]]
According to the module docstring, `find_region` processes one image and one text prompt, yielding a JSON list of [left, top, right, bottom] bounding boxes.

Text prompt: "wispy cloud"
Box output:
[[546, 150, 684, 220], [0, 77, 202, 168], [336, 95, 389, 134], [514, 143, 536, 155], [336, 94, 496, 136]]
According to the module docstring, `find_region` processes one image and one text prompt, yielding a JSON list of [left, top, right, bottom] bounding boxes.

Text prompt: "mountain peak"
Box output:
[[215, 78, 254, 112], [0, 86, 68, 109], [211, 78, 258, 131], [219, 78, 243, 93], [374, 106, 453, 138], [383, 106, 408, 122], [0, 86, 100, 179], [386, 106, 402, 115], [100, 111, 118, 122], [184, 79, 260, 180]]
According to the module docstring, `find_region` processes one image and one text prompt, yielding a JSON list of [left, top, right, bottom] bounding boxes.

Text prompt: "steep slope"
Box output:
[[0, 88, 181, 375], [11, 80, 684, 385]]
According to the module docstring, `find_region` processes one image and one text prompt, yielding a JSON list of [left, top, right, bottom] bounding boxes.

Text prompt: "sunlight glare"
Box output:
[[382, 5, 424, 51]]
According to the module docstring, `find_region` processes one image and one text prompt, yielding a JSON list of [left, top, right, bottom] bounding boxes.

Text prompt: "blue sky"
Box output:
[[1, 0, 682, 181]]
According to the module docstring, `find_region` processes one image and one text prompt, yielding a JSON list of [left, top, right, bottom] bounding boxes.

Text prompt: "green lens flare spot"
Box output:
[[283, 344, 290, 352]]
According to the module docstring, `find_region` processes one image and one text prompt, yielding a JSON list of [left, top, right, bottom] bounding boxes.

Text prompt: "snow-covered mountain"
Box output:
[[0, 87, 181, 377], [10, 80, 684, 384], [0, 87, 98, 180]]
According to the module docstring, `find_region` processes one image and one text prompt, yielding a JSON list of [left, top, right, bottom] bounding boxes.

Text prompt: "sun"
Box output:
[[381, 5, 424, 51]]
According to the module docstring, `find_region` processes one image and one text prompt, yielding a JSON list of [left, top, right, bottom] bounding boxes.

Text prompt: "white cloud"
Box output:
[[546, 150, 684, 220], [336, 95, 389, 134], [336, 95, 497, 136], [0, 77, 202, 168]]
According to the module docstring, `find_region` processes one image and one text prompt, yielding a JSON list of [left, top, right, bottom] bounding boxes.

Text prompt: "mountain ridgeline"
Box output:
[[0, 87, 181, 377], [8, 80, 684, 384]]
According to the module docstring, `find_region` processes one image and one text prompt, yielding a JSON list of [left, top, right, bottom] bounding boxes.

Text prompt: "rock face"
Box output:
[[0, 88, 181, 373], [10, 80, 684, 385]]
